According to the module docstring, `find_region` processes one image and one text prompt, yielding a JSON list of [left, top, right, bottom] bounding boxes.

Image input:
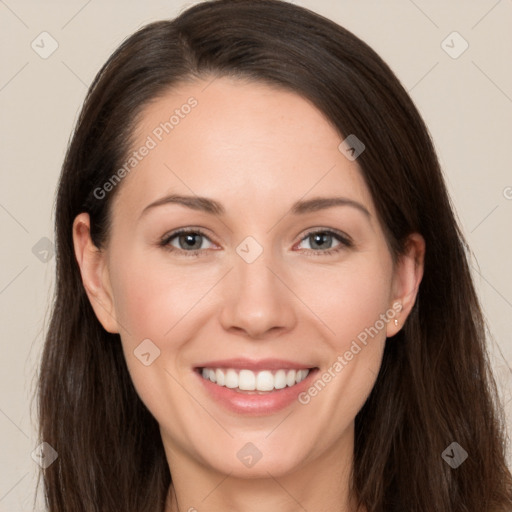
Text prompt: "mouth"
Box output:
[[196, 367, 313, 394], [193, 359, 319, 415]]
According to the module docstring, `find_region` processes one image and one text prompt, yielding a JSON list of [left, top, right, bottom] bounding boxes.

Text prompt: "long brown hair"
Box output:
[[37, 1, 512, 510]]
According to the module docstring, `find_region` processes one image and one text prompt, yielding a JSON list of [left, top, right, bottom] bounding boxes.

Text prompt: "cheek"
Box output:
[[289, 254, 393, 429], [294, 253, 394, 348], [331, 260, 393, 386], [107, 249, 221, 414], [108, 251, 206, 435], [337, 268, 392, 343], [108, 249, 216, 345]]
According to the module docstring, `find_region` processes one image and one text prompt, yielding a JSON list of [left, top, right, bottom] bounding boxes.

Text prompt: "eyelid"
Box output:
[[294, 227, 353, 254], [298, 226, 353, 245], [159, 227, 218, 255]]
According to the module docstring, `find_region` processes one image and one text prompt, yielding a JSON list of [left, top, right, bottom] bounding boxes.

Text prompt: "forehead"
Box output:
[[111, 77, 375, 221]]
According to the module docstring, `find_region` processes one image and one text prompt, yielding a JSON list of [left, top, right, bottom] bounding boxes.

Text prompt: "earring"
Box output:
[[393, 301, 402, 327]]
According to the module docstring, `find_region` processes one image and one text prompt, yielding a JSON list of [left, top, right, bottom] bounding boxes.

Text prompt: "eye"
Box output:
[[295, 229, 352, 255], [160, 228, 216, 256], [159, 227, 353, 258]]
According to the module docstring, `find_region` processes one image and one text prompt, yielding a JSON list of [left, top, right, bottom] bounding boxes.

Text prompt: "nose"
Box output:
[[218, 249, 298, 340]]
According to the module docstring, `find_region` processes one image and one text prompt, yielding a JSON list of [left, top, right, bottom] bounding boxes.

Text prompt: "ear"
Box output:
[[72, 213, 119, 333], [386, 232, 425, 337]]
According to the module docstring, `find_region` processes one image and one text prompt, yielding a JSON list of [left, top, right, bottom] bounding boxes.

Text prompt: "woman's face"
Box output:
[[75, 77, 422, 480]]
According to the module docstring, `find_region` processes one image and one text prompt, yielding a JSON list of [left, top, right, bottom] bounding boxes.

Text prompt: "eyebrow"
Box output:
[[140, 194, 371, 219]]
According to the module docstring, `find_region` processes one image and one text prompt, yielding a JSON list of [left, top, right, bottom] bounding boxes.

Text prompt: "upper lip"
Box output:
[[195, 358, 316, 371]]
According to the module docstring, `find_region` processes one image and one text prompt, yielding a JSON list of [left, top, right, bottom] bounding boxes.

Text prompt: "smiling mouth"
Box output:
[[196, 367, 316, 394]]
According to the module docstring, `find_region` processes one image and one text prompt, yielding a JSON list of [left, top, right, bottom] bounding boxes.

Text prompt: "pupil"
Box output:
[[181, 233, 201, 249], [312, 233, 331, 249]]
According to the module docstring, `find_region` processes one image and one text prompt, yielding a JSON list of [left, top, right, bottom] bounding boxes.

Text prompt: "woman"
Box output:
[[37, 0, 512, 510]]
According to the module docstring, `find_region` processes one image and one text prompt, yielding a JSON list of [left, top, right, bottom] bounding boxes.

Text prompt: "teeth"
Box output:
[[200, 367, 310, 391], [225, 369, 238, 389], [215, 368, 225, 386], [256, 370, 274, 391], [274, 369, 287, 390]]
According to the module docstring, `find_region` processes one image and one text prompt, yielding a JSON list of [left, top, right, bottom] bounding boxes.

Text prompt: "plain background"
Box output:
[[0, 0, 511, 509]]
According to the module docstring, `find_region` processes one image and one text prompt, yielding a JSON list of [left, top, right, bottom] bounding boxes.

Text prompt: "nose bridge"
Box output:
[[219, 236, 296, 337]]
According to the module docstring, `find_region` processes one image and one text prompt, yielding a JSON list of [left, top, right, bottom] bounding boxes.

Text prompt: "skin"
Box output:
[[73, 77, 425, 512]]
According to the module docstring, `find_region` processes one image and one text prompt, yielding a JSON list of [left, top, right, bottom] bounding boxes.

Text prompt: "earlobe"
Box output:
[[72, 213, 119, 333], [386, 233, 425, 337]]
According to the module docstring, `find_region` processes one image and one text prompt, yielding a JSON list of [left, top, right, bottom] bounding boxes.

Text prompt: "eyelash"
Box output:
[[159, 227, 353, 258]]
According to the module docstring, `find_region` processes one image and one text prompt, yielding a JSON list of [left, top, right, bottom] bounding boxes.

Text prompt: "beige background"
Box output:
[[1, 0, 511, 509]]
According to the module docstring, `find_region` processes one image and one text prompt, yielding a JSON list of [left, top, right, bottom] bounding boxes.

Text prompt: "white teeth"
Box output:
[[274, 369, 287, 389], [225, 369, 238, 389], [256, 370, 274, 391], [296, 369, 308, 384], [200, 367, 310, 391], [202, 367, 217, 383], [238, 369, 256, 391], [215, 368, 225, 386], [286, 370, 296, 387]]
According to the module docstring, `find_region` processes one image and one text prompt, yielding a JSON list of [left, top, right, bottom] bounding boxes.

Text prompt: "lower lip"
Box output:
[[195, 368, 318, 416]]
